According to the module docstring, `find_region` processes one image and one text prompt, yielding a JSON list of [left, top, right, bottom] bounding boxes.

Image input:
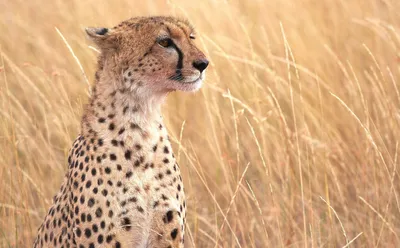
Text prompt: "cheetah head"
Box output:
[[86, 16, 208, 94]]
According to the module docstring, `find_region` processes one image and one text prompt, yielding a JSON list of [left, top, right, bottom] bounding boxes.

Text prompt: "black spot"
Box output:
[[98, 118, 106, 123], [135, 144, 142, 150], [110, 154, 117, 161], [125, 150, 131, 160], [126, 171, 133, 178], [164, 146, 169, 154], [81, 213, 86, 222], [171, 228, 178, 240], [130, 123, 140, 129], [102, 189, 108, 196], [98, 139, 103, 146], [137, 206, 144, 213], [86, 180, 92, 188], [117, 164, 122, 170], [165, 211, 174, 223], [76, 228, 81, 237], [88, 198, 95, 207], [163, 158, 169, 164], [115, 241, 121, 248], [91, 168, 97, 176], [84, 228, 91, 238], [89, 243, 95, 248], [105, 167, 111, 174], [121, 217, 131, 231], [123, 106, 129, 114], [106, 235, 113, 243], [111, 139, 118, 146], [153, 145, 157, 152], [118, 127, 125, 135], [95, 208, 103, 218], [92, 224, 98, 233], [97, 234, 104, 243], [109, 123, 115, 130]]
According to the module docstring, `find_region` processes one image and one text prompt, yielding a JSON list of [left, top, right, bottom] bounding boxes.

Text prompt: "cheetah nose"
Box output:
[[192, 59, 209, 73]]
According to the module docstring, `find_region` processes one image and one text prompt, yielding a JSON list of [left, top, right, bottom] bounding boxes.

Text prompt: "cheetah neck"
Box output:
[[81, 69, 168, 140]]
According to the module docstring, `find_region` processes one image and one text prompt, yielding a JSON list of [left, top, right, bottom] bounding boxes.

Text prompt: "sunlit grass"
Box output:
[[1, 0, 399, 247]]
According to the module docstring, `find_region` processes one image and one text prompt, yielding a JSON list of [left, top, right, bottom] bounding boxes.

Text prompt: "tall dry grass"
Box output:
[[1, 0, 400, 247]]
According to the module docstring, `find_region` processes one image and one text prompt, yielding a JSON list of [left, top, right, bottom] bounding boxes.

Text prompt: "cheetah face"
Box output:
[[149, 31, 208, 92], [86, 16, 209, 93]]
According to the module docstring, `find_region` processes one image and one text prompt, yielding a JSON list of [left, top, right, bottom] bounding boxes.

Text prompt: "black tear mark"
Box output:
[[170, 41, 183, 71]]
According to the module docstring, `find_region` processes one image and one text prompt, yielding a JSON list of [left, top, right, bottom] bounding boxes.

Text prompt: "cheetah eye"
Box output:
[[189, 34, 195, 40], [158, 38, 172, 48]]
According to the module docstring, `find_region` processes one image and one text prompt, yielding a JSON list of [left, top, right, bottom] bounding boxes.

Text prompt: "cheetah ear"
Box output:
[[85, 27, 117, 50], [85, 27, 109, 37]]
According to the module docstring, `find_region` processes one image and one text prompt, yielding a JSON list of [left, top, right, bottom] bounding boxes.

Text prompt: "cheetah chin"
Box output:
[[174, 75, 204, 92], [165, 67, 206, 92]]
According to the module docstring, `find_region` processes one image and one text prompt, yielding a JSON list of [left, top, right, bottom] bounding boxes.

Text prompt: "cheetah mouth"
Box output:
[[167, 74, 203, 92], [182, 77, 201, 84], [168, 73, 185, 81], [169, 73, 202, 84]]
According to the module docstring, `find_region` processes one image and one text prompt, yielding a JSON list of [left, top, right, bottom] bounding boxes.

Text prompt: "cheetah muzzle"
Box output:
[[33, 16, 208, 248]]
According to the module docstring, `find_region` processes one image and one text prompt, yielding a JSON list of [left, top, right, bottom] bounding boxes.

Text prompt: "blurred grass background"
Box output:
[[1, 0, 400, 247]]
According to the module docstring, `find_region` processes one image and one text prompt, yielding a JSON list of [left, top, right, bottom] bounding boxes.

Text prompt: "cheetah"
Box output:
[[33, 16, 208, 248]]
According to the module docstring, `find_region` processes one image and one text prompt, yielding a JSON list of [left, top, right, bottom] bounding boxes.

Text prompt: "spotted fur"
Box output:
[[33, 16, 208, 248]]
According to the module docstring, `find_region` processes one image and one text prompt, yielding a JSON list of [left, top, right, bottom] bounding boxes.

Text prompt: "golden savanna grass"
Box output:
[[1, 0, 400, 247]]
